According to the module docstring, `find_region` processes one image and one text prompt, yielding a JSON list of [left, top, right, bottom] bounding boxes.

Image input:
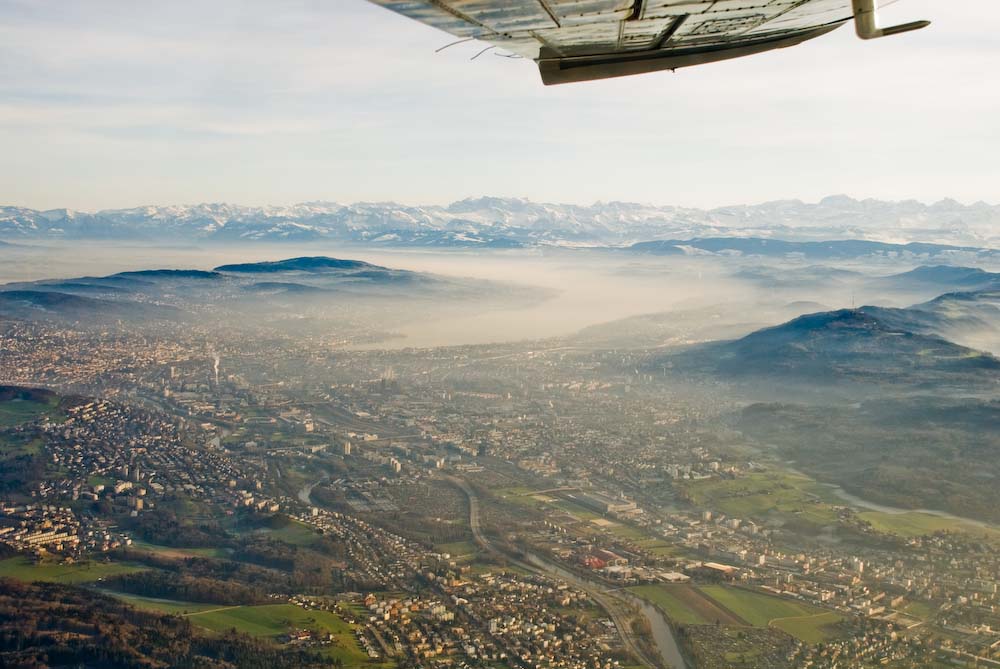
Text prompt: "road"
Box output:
[[446, 476, 676, 669]]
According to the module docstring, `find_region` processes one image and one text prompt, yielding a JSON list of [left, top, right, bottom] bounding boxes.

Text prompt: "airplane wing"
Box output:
[[367, 0, 929, 85]]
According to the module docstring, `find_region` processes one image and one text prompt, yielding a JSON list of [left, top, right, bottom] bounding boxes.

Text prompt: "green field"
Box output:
[[130, 540, 230, 559], [0, 556, 146, 584], [0, 433, 43, 456], [771, 612, 844, 644], [188, 603, 371, 665], [632, 538, 681, 557], [698, 585, 841, 642], [859, 511, 1000, 540], [680, 470, 842, 530], [549, 498, 604, 521], [102, 591, 220, 615], [244, 519, 320, 547], [87, 474, 115, 487], [904, 600, 937, 621], [628, 584, 710, 625], [0, 395, 59, 427], [435, 540, 477, 557]]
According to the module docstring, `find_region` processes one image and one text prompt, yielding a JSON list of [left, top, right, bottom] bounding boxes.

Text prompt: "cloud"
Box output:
[[0, 0, 997, 209]]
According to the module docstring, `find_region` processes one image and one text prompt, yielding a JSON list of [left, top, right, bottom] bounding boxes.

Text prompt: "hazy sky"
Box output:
[[1, 0, 997, 211]]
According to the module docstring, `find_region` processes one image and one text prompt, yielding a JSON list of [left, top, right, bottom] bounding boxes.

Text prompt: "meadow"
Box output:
[[186, 603, 372, 665], [858, 511, 1000, 540], [0, 556, 146, 584], [698, 585, 843, 642], [679, 470, 842, 532], [0, 394, 59, 427], [631, 582, 844, 644]]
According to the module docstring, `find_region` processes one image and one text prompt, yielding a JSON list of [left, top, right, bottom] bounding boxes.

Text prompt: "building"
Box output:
[[570, 491, 637, 515]]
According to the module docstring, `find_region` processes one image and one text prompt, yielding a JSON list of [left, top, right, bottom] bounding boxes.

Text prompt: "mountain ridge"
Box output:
[[3, 196, 999, 249]]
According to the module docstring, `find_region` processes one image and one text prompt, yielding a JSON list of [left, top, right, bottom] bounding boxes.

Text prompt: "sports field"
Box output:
[[435, 540, 477, 558]]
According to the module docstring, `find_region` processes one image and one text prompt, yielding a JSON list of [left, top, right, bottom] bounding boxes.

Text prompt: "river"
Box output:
[[827, 485, 993, 529], [782, 462, 995, 530], [525, 553, 689, 669]]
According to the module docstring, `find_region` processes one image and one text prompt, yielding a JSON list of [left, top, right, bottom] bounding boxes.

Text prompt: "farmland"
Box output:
[[629, 584, 717, 625], [698, 585, 843, 642], [630, 583, 844, 644]]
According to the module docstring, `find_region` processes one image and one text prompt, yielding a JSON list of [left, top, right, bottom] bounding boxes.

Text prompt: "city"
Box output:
[[1, 1, 998, 666], [1, 279, 997, 666]]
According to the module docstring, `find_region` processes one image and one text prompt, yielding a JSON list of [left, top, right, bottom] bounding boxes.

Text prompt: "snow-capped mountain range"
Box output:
[[1, 196, 998, 249]]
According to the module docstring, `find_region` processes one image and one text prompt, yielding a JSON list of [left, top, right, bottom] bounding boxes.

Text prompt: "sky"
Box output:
[[0, 0, 997, 211]]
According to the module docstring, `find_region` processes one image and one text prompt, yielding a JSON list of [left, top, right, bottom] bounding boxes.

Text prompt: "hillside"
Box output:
[[662, 307, 999, 390], [850, 290, 1000, 354], [0, 579, 329, 668], [871, 265, 1000, 293], [738, 398, 1000, 524], [0, 290, 181, 323], [215, 257, 376, 273]]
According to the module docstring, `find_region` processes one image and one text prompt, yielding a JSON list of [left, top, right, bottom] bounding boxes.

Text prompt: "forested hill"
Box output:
[[0, 578, 332, 669]]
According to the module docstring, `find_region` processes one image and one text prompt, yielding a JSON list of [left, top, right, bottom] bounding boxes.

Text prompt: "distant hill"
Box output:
[[116, 269, 222, 279], [871, 265, 1000, 293], [26, 281, 137, 295], [0, 290, 181, 322], [215, 257, 376, 273], [661, 307, 999, 390], [912, 289, 1000, 353], [733, 265, 863, 290], [0, 256, 540, 331], [243, 282, 331, 294], [834, 290, 1000, 355], [629, 238, 988, 260]]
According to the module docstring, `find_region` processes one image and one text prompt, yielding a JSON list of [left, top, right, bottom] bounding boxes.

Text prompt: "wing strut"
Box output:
[[851, 0, 929, 39]]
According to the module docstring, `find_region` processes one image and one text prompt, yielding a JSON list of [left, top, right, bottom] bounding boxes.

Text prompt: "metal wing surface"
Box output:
[[367, 0, 929, 84]]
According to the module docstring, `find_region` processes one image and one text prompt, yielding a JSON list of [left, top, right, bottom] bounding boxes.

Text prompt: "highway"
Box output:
[[446, 476, 684, 669]]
